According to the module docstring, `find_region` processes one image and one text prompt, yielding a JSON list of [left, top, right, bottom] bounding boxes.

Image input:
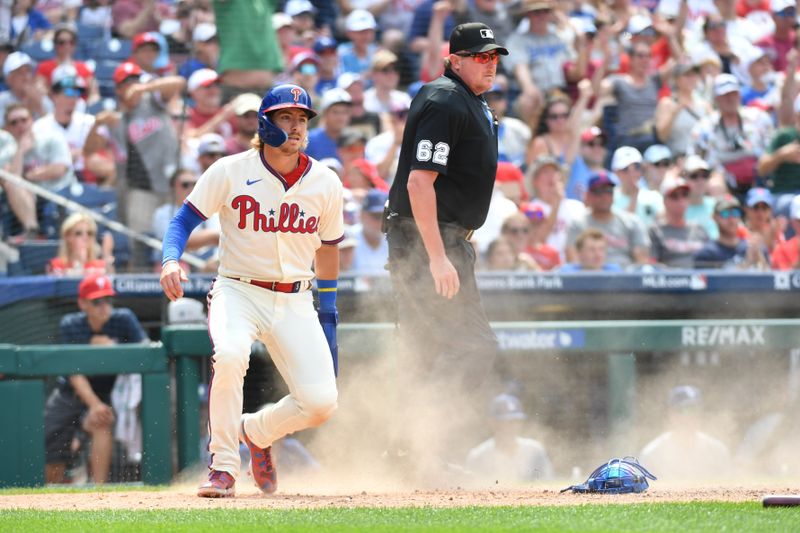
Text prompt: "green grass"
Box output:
[[0, 485, 167, 496], [0, 503, 797, 532]]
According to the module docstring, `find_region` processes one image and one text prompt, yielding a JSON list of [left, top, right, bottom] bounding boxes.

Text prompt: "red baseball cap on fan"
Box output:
[[113, 62, 142, 85], [78, 274, 116, 300]]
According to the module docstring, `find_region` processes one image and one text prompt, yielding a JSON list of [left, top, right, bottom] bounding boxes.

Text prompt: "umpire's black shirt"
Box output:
[[388, 68, 498, 230]]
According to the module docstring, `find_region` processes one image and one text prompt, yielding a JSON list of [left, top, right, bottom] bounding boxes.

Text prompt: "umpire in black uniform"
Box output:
[[384, 22, 508, 464]]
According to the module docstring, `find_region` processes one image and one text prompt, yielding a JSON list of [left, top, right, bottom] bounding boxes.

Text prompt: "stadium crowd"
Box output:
[[3, 0, 800, 276]]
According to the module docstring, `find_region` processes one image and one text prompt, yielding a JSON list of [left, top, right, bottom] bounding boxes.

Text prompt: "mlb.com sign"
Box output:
[[681, 325, 766, 347], [773, 272, 800, 290]]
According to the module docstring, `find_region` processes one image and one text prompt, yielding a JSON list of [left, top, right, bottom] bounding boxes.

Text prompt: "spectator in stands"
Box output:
[[338, 234, 357, 272], [338, 73, 381, 141], [694, 195, 770, 269], [484, 236, 519, 270], [600, 41, 664, 153], [465, 0, 513, 45], [289, 52, 320, 100], [365, 101, 407, 181], [566, 172, 651, 269], [639, 385, 732, 481], [485, 84, 531, 169], [44, 273, 148, 484], [526, 94, 573, 167], [465, 394, 554, 485], [683, 155, 719, 240], [505, 0, 572, 124], [79, 0, 114, 30], [691, 74, 773, 198], [130, 32, 163, 77], [559, 228, 622, 271], [0, 51, 53, 127], [10, 0, 51, 47], [306, 88, 352, 162], [184, 69, 234, 140], [641, 144, 674, 193], [36, 65, 95, 183], [771, 194, 800, 269], [743, 187, 784, 253], [499, 212, 541, 270], [313, 36, 339, 95], [528, 156, 588, 260], [273, 12, 301, 71], [112, 0, 163, 39], [757, 92, 800, 221], [286, 0, 317, 39], [612, 146, 663, 228], [224, 93, 261, 156], [698, 14, 736, 75], [521, 200, 561, 270], [196, 133, 226, 174], [35, 22, 95, 94], [83, 62, 184, 234], [349, 189, 389, 273], [178, 23, 219, 79], [338, 10, 379, 75], [566, 126, 609, 202], [655, 62, 709, 158], [152, 168, 218, 271], [739, 46, 778, 109], [47, 211, 114, 276], [4, 101, 75, 194], [650, 176, 710, 268], [363, 50, 411, 115], [756, 0, 796, 72]]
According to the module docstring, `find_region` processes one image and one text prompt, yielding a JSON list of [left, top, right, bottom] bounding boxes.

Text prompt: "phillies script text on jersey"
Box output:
[[232, 195, 319, 234]]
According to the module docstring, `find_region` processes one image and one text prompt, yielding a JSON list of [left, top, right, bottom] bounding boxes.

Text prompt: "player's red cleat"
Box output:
[[197, 470, 235, 498], [241, 422, 277, 494]]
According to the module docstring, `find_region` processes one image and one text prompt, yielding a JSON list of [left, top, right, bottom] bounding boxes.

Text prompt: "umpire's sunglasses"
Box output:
[[455, 52, 500, 65]]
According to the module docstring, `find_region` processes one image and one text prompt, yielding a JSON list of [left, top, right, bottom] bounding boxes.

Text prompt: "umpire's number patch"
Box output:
[[416, 140, 450, 165]]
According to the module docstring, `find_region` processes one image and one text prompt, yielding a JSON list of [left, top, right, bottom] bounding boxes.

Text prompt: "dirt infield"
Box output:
[[2, 484, 799, 511]]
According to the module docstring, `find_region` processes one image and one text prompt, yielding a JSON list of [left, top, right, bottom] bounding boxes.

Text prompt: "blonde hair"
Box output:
[[250, 132, 310, 151], [57, 212, 100, 262]]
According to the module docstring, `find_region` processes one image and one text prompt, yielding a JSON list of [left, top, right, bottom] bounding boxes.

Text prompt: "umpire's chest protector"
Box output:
[[393, 69, 499, 230]]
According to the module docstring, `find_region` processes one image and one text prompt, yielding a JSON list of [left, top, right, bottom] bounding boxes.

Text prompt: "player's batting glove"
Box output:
[[317, 310, 338, 377], [317, 279, 339, 376]]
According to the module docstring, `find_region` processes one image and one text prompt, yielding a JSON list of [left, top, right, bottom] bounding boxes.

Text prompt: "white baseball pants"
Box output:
[[206, 276, 337, 479]]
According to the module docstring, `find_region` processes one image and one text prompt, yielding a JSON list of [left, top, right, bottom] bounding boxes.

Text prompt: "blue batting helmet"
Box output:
[[258, 84, 317, 147]]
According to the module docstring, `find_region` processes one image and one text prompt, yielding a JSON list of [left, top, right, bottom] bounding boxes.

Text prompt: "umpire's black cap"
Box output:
[[449, 22, 509, 56]]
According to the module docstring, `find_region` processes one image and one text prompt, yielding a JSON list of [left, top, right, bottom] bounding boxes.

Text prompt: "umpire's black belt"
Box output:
[[386, 215, 474, 243]]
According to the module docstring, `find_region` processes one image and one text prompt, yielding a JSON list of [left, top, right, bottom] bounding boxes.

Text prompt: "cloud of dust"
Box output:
[[275, 343, 800, 494]]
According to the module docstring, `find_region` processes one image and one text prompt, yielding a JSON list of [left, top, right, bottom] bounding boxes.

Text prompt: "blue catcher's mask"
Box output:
[[257, 84, 317, 148], [561, 457, 657, 494]]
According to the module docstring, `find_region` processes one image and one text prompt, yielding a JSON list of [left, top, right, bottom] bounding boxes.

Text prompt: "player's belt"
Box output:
[[225, 276, 310, 293]]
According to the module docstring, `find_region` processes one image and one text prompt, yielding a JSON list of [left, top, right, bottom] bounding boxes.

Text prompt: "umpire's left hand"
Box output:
[[429, 255, 460, 299]]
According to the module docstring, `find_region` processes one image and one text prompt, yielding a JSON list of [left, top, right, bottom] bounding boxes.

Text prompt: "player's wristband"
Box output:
[[317, 279, 337, 312]]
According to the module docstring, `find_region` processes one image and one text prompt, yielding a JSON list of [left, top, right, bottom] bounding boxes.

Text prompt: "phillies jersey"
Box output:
[[186, 148, 345, 282]]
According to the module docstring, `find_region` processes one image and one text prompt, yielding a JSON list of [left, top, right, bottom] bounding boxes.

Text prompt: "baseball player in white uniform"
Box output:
[[160, 84, 344, 498]]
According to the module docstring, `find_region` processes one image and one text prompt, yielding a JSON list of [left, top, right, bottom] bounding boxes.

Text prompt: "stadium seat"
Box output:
[[94, 38, 133, 62], [8, 240, 60, 275], [94, 59, 121, 99], [20, 40, 56, 62], [56, 183, 132, 269], [75, 23, 107, 61]]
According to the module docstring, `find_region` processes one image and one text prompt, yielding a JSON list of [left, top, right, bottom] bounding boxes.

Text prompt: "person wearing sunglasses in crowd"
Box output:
[[683, 155, 720, 240], [363, 50, 411, 115], [384, 22, 508, 475], [649, 176, 710, 269], [1, 102, 75, 239], [655, 62, 711, 159], [742, 187, 785, 254], [641, 144, 674, 193], [151, 168, 218, 272], [38, 65, 97, 183], [47, 212, 115, 276], [44, 273, 148, 485], [611, 146, 664, 228], [35, 22, 97, 102], [694, 195, 770, 269]]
